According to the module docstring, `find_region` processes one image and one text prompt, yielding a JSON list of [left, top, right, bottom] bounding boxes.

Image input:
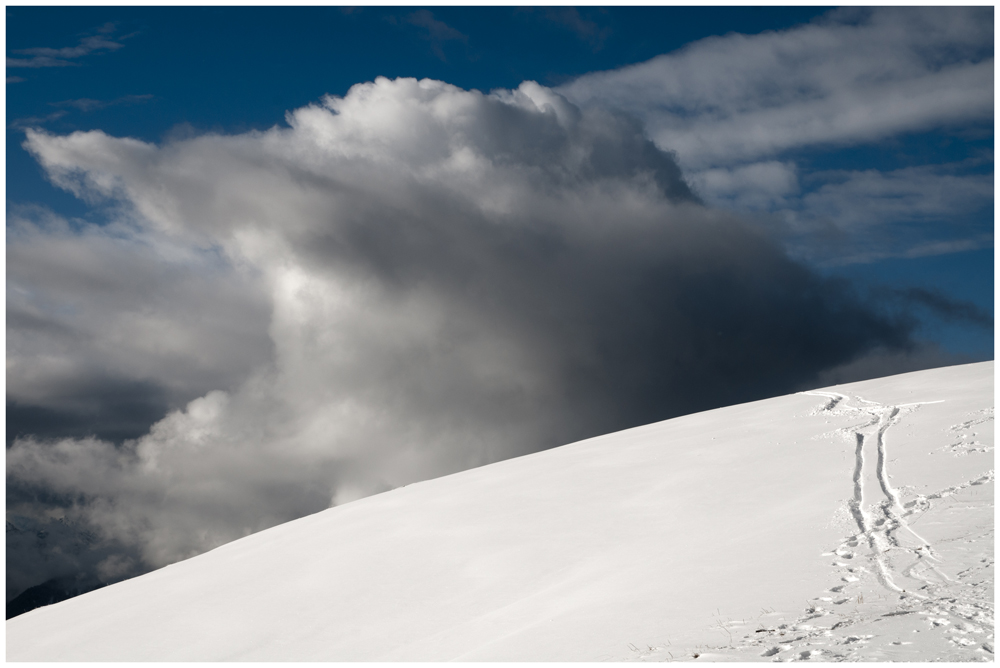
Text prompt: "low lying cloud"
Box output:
[[10, 77, 919, 598]]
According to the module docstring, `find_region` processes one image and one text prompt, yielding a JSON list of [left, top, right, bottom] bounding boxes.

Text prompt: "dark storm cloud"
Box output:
[[9, 78, 919, 604], [6, 379, 169, 447], [891, 287, 994, 329], [6, 511, 140, 607]]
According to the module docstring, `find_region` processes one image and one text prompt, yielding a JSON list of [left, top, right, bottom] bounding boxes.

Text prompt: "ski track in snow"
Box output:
[[741, 392, 994, 662], [628, 390, 994, 663]]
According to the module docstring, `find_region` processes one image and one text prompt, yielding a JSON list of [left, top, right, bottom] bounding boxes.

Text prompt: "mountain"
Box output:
[[6, 362, 993, 661]]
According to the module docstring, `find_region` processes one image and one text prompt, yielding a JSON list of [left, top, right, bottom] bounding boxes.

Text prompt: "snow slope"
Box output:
[[6, 362, 993, 661]]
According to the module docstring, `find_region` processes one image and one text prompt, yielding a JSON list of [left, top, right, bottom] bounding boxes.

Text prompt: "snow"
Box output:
[[6, 362, 993, 661]]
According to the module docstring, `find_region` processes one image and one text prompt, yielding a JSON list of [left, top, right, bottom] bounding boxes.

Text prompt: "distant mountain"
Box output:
[[6, 576, 106, 621], [7, 362, 994, 661], [5, 514, 121, 620]]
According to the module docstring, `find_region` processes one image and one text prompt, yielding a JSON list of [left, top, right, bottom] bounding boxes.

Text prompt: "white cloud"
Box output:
[[799, 165, 994, 230], [816, 235, 995, 268], [557, 7, 994, 268], [405, 9, 468, 61], [7, 22, 127, 69], [779, 164, 994, 265], [688, 161, 799, 211], [51, 94, 154, 113], [9, 77, 919, 593], [542, 8, 609, 50], [560, 7, 993, 169]]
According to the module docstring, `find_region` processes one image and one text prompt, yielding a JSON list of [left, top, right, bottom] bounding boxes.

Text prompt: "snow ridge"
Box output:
[[711, 390, 995, 662], [6, 362, 993, 662]]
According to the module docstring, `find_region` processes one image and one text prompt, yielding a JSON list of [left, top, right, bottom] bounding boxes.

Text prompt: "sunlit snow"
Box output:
[[6, 362, 993, 661]]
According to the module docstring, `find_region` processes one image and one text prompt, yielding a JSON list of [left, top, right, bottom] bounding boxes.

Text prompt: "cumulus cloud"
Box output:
[[560, 7, 993, 169], [7, 206, 273, 444], [9, 77, 918, 599]]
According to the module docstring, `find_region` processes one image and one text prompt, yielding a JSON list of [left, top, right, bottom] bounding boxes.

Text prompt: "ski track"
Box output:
[[627, 390, 994, 662], [804, 392, 933, 601]]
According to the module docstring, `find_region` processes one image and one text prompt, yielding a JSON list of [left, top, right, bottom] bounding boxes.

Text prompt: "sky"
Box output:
[[5, 6, 994, 611]]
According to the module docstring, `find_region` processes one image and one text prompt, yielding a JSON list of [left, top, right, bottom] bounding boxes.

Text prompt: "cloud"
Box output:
[[6, 511, 134, 605], [9, 96, 155, 132], [51, 94, 154, 113], [6, 206, 273, 445], [544, 8, 610, 51], [785, 165, 994, 265], [556, 7, 994, 270], [688, 161, 800, 211], [7, 22, 128, 69], [684, 160, 994, 266], [10, 77, 920, 600], [809, 342, 976, 389], [818, 235, 996, 268], [559, 7, 993, 169], [9, 110, 69, 130], [889, 287, 993, 329], [405, 10, 468, 61], [798, 166, 994, 231]]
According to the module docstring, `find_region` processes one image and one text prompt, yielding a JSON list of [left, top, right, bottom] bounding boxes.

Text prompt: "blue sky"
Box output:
[[5, 6, 994, 614]]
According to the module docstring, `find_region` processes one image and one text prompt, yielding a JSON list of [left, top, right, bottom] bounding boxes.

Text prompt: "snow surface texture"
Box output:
[[6, 362, 993, 661]]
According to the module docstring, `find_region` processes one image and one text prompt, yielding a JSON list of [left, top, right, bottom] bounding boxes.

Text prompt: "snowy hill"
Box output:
[[6, 362, 994, 661]]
